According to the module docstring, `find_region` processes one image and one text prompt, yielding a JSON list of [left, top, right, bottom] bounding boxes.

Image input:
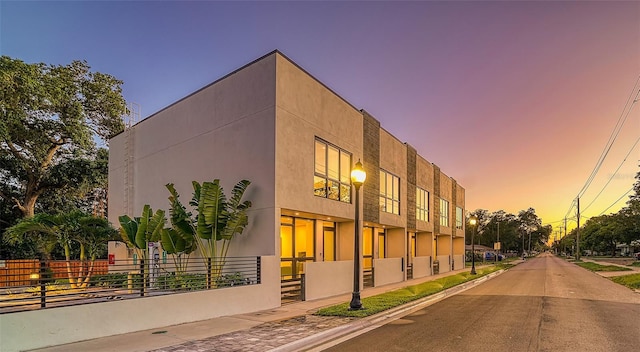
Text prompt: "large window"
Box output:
[[416, 187, 429, 222], [439, 199, 450, 227], [314, 139, 351, 203], [280, 217, 315, 279], [379, 169, 400, 214], [456, 207, 463, 229]]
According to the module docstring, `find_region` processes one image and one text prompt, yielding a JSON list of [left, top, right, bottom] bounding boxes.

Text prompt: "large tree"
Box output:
[[0, 56, 126, 218]]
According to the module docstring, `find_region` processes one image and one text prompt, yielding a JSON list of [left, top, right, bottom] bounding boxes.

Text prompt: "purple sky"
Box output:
[[2, 1, 639, 236]]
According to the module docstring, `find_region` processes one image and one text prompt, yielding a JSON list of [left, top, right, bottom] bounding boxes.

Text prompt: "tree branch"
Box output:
[[40, 143, 61, 170], [4, 140, 28, 162]]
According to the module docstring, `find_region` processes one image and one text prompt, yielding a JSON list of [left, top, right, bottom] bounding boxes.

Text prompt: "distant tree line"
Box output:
[[466, 207, 552, 255], [556, 171, 640, 257]]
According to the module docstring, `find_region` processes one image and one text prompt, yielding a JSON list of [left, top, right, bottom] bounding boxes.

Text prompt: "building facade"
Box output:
[[108, 50, 466, 304]]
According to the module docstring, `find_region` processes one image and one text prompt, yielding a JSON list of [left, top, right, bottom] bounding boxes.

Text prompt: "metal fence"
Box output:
[[0, 256, 261, 314]]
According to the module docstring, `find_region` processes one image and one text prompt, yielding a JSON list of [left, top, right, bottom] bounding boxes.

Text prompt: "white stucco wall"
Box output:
[[413, 255, 432, 278], [416, 156, 435, 232], [453, 254, 465, 270], [0, 256, 280, 352], [373, 257, 404, 287], [274, 54, 362, 219], [437, 255, 451, 273], [378, 129, 407, 229], [304, 260, 353, 301], [109, 53, 278, 257]]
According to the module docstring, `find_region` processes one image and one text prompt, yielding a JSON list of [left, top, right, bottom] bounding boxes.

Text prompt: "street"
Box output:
[[322, 253, 640, 352]]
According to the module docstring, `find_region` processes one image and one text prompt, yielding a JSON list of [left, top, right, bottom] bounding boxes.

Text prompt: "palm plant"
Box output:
[[118, 204, 165, 263], [4, 211, 117, 288], [166, 179, 251, 283], [159, 227, 196, 276]]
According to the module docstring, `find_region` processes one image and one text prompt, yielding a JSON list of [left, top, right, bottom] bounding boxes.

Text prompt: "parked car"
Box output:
[[634, 252, 640, 260], [484, 252, 504, 261]]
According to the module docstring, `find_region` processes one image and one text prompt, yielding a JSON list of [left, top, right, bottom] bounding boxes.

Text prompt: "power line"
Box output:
[[577, 77, 639, 199], [597, 187, 634, 216], [581, 134, 640, 213], [552, 75, 640, 225]]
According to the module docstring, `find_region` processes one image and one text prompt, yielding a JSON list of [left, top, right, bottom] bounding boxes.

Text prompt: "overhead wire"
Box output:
[[576, 75, 640, 199], [597, 187, 634, 216], [550, 75, 640, 226], [581, 134, 640, 213]]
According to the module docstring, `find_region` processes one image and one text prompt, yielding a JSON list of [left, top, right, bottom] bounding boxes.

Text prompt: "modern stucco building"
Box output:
[[108, 50, 466, 305]]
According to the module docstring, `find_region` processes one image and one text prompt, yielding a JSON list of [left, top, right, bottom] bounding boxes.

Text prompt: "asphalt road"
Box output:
[[322, 253, 640, 352]]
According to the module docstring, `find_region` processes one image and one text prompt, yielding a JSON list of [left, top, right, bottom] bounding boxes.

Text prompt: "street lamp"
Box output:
[[469, 215, 477, 275], [349, 159, 366, 310]]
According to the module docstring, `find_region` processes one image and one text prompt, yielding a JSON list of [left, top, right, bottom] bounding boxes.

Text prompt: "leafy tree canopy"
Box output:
[[0, 56, 126, 218], [466, 207, 550, 254]]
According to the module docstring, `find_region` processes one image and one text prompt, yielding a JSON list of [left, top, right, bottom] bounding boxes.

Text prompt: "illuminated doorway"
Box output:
[[280, 216, 316, 279]]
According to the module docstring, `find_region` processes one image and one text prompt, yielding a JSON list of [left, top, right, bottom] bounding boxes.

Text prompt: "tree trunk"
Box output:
[[64, 244, 79, 289]]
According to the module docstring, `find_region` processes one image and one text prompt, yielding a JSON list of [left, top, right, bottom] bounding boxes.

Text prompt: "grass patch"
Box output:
[[610, 273, 640, 290], [575, 262, 632, 272], [315, 264, 510, 318], [629, 262, 640, 268]]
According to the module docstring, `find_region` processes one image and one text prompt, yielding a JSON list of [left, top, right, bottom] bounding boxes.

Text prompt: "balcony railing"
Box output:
[[0, 256, 261, 314]]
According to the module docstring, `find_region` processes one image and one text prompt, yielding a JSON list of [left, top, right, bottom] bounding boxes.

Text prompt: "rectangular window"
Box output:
[[379, 169, 400, 215], [314, 138, 352, 203], [416, 188, 429, 222], [440, 199, 450, 227], [456, 207, 463, 229]]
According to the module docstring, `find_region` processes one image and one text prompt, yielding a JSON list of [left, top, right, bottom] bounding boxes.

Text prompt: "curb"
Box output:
[[272, 269, 505, 352]]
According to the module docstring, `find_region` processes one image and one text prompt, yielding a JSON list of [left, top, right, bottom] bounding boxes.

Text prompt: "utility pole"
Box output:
[[496, 222, 500, 262], [576, 197, 581, 260]]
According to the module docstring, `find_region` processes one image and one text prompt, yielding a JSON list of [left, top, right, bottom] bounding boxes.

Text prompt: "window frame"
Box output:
[[456, 207, 463, 229], [416, 187, 430, 222], [439, 198, 450, 227], [314, 138, 352, 203], [379, 169, 400, 215]]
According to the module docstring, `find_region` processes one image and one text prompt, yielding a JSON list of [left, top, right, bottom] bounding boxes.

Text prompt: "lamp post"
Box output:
[[349, 159, 366, 310], [469, 215, 477, 275]]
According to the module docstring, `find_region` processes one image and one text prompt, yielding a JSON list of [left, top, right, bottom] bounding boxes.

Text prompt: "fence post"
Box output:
[[139, 259, 145, 297], [256, 256, 261, 284], [39, 260, 46, 308], [207, 257, 212, 289]]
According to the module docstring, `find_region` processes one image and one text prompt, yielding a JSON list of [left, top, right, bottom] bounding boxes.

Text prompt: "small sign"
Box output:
[[0, 260, 5, 268], [494, 242, 501, 250], [108, 254, 115, 265]]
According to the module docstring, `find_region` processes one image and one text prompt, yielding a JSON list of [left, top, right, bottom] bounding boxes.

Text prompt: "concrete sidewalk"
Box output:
[[29, 266, 506, 352], [579, 257, 640, 278]]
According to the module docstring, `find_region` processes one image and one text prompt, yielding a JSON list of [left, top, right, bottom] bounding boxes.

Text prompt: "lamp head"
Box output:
[[351, 159, 366, 187], [469, 215, 477, 226]]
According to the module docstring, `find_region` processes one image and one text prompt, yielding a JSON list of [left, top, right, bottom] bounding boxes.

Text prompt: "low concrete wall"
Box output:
[[373, 257, 404, 287], [437, 255, 451, 273], [304, 260, 353, 301], [0, 256, 280, 352], [413, 256, 432, 278], [453, 255, 464, 270]]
